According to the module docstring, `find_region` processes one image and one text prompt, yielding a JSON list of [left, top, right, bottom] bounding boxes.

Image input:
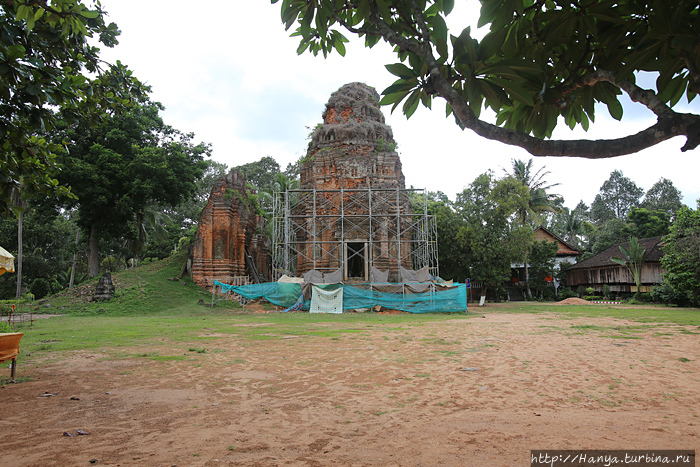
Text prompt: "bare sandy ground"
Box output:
[[1, 308, 698, 466]]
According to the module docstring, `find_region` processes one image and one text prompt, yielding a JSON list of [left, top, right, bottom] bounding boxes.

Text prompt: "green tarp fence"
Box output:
[[213, 281, 467, 313]]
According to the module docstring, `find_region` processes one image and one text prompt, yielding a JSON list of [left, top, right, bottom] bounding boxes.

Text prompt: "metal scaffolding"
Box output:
[[271, 187, 438, 281]]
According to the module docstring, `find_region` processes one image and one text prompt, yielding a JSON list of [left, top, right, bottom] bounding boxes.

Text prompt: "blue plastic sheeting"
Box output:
[[214, 280, 467, 313], [342, 284, 467, 313], [213, 280, 302, 307]]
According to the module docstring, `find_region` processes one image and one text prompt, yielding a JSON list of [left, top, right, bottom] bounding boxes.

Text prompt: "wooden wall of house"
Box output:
[[567, 264, 664, 288]]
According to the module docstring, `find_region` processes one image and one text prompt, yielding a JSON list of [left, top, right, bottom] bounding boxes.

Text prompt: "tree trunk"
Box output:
[[87, 224, 100, 278], [524, 262, 532, 298], [15, 209, 23, 300], [69, 228, 81, 288], [523, 253, 532, 299], [479, 285, 488, 306]]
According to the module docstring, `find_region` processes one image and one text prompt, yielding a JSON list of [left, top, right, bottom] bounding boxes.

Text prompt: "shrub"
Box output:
[[576, 285, 586, 297], [651, 282, 688, 306], [542, 287, 556, 300], [495, 286, 509, 301], [0, 320, 13, 333], [636, 292, 653, 302], [558, 287, 576, 299], [585, 287, 595, 296], [602, 284, 611, 298], [30, 278, 51, 300]]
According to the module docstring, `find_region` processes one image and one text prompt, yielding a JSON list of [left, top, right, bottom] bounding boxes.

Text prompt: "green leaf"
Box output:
[[479, 29, 507, 60], [385, 63, 416, 80], [382, 78, 418, 95], [80, 9, 100, 19], [357, 0, 370, 22], [478, 0, 501, 28], [375, 0, 393, 22], [16, 4, 30, 21], [485, 76, 535, 106], [605, 97, 623, 121], [668, 75, 688, 107], [430, 14, 448, 59], [26, 13, 36, 31], [419, 90, 432, 109], [380, 90, 410, 106], [403, 89, 421, 118], [443, 0, 455, 15]]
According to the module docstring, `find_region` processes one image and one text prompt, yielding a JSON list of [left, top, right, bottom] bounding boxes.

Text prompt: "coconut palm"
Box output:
[[504, 159, 563, 297], [611, 236, 648, 299], [128, 208, 172, 267], [505, 158, 562, 225]]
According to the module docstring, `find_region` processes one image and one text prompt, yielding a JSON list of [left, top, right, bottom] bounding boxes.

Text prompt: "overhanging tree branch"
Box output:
[[362, 10, 700, 159], [278, 0, 700, 160]]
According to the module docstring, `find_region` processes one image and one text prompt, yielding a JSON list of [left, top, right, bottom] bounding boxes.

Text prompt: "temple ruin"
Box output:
[[272, 83, 438, 282], [191, 171, 268, 289]]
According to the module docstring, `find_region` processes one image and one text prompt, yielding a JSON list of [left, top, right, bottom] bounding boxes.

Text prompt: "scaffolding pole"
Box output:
[[272, 188, 438, 281]]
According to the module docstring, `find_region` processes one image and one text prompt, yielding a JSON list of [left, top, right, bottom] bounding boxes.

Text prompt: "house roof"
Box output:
[[534, 226, 580, 256], [567, 236, 664, 270]]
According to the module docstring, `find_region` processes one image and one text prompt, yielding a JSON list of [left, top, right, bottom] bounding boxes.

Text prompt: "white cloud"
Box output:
[[96, 0, 700, 209]]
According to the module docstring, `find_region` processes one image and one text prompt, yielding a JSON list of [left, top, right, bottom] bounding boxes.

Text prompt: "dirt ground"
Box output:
[[1, 307, 698, 467]]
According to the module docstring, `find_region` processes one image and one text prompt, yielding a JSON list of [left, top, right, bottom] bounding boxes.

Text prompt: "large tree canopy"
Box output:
[[590, 170, 643, 223], [660, 203, 700, 307], [454, 172, 531, 297], [1, 0, 145, 215], [275, 0, 700, 158], [57, 99, 210, 276]]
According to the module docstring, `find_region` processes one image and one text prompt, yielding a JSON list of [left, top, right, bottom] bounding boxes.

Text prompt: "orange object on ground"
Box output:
[[0, 332, 23, 380]]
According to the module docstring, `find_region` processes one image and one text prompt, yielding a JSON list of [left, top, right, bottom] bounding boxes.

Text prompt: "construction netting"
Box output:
[[212, 280, 467, 313]]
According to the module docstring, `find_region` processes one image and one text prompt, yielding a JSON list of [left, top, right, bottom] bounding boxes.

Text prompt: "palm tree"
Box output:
[[128, 208, 172, 267], [556, 207, 585, 251], [505, 158, 562, 225], [611, 237, 648, 299], [259, 173, 300, 216], [505, 159, 562, 298]]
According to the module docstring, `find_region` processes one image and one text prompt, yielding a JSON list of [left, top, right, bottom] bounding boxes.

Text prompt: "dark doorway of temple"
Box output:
[[346, 242, 366, 279]]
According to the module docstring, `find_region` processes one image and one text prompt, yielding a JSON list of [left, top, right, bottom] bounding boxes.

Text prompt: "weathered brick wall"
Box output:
[[192, 171, 259, 289], [297, 83, 413, 278]]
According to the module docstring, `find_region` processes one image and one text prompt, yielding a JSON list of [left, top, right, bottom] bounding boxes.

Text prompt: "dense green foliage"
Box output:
[[1, 0, 146, 215], [527, 239, 558, 298], [276, 0, 700, 158], [56, 99, 210, 276], [642, 178, 684, 218], [232, 156, 282, 194], [611, 236, 649, 296], [0, 207, 79, 299], [454, 172, 531, 297], [548, 174, 681, 258], [590, 170, 644, 223], [660, 204, 700, 307]]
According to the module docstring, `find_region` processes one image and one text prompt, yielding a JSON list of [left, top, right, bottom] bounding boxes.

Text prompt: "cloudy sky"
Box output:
[[95, 1, 699, 209]]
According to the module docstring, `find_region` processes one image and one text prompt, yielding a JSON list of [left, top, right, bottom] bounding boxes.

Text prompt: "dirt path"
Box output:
[[1, 311, 698, 466]]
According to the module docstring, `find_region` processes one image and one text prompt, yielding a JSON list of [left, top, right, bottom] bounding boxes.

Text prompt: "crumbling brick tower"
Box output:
[[294, 82, 414, 280], [192, 171, 266, 289]]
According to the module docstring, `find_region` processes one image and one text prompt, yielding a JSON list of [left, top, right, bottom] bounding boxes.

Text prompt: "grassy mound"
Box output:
[[46, 250, 245, 316]]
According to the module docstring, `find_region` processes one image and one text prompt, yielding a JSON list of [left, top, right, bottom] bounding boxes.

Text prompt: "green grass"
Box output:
[[5, 253, 472, 366], [490, 302, 700, 326], [5, 253, 699, 371]]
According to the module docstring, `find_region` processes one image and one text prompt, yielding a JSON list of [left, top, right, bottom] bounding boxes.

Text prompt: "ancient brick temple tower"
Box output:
[[284, 82, 415, 281], [192, 171, 268, 289]]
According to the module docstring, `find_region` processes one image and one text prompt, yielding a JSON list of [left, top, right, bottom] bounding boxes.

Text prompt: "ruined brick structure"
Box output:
[[192, 171, 268, 289], [292, 82, 414, 280]]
